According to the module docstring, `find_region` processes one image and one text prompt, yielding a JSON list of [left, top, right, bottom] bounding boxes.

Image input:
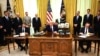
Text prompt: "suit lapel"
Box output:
[[5, 17, 9, 21]]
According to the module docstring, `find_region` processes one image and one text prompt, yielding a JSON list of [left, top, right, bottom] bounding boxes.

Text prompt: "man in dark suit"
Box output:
[[83, 9, 93, 26], [0, 17, 4, 46], [13, 13, 22, 34], [94, 10, 100, 36], [73, 11, 82, 35], [79, 22, 94, 53], [2, 11, 13, 36], [32, 14, 41, 33], [43, 22, 58, 34], [15, 23, 30, 51]]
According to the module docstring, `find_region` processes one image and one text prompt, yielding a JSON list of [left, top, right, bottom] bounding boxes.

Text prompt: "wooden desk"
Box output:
[[29, 36, 72, 56], [6, 36, 29, 54], [73, 35, 100, 56]]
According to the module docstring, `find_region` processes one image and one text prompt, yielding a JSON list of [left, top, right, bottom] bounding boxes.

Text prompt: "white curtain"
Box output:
[[51, 0, 62, 22], [23, 0, 37, 35], [77, 0, 91, 26]]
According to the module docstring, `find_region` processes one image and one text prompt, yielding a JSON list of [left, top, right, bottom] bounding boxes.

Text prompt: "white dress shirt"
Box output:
[[76, 16, 79, 20], [17, 17, 19, 21], [36, 17, 38, 21], [22, 27, 25, 33], [5, 16, 9, 20], [51, 26, 54, 32], [84, 28, 89, 34], [87, 14, 90, 18]]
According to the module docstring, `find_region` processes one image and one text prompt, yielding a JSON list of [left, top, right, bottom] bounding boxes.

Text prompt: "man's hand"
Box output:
[[25, 32, 28, 35], [4, 29, 6, 32], [0, 26, 3, 29], [40, 31, 45, 34], [74, 24, 77, 27], [18, 25, 21, 27], [79, 32, 83, 35], [26, 25, 29, 28], [53, 31, 59, 35]]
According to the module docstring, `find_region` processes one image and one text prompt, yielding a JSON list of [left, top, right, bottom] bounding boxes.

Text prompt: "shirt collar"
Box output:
[[5, 16, 8, 19]]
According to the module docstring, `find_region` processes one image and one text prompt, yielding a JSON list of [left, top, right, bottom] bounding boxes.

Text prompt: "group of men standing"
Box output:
[[0, 11, 41, 46], [0, 11, 14, 46], [73, 9, 100, 53], [73, 9, 100, 36]]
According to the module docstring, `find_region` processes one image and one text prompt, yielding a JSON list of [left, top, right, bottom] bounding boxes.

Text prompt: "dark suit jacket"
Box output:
[[2, 16, 12, 30], [32, 17, 41, 28], [73, 16, 82, 28], [93, 16, 100, 33], [83, 14, 93, 26], [43, 25, 58, 32], [0, 17, 4, 34], [80, 27, 93, 34], [94, 16, 100, 28], [0, 17, 3, 28], [13, 17, 22, 29], [17, 27, 30, 35]]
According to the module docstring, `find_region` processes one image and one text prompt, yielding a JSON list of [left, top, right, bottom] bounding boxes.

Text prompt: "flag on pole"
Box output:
[[60, 0, 66, 19], [7, 0, 11, 11], [47, 0, 53, 23], [60, 0, 65, 14]]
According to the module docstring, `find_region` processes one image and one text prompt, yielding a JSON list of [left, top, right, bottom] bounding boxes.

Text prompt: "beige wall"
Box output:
[[0, 0, 13, 16]]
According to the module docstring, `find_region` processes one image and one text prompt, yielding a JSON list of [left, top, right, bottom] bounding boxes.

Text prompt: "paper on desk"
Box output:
[[20, 33, 25, 36], [79, 34, 87, 38], [33, 32, 45, 35], [13, 35, 19, 37], [66, 32, 70, 34]]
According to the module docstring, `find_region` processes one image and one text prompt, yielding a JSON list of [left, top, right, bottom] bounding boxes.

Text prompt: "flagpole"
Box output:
[[7, 0, 11, 11]]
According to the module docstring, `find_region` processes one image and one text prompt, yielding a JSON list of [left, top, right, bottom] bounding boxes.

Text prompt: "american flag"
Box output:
[[47, 0, 53, 23], [7, 0, 11, 11], [60, 0, 64, 14]]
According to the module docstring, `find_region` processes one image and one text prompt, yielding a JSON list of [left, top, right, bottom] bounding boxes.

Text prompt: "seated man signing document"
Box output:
[[79, 22, 94, 53], [15, 23, 30, 51], [42, 22, 59, 35]]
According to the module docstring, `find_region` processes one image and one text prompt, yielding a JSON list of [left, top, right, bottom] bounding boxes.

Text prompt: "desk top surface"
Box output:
[[29, 36, 72, 40], [73, 35, 100, 40], [6, 34, 72, 40]]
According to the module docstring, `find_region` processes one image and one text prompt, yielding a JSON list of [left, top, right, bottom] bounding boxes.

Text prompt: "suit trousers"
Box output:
[[79, 40, 91, 51], [0, 32, 4, 45], [15, 39, 28, 49]]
